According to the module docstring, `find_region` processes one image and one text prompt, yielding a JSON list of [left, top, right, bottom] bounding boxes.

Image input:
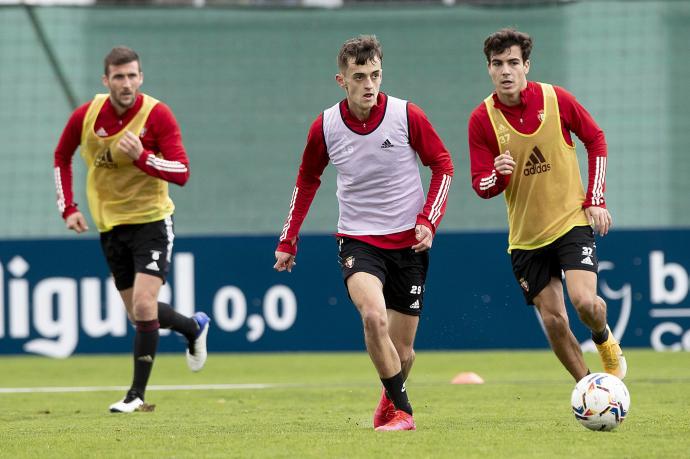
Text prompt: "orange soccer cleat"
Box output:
[[373, 387, 396, 428], [374, 409, 416, 431], [595, 325, 627, 380]]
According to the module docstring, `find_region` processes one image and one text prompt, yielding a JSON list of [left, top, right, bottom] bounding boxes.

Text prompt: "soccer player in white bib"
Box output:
[[274, 35, 454, 431], [468, 29, 626, 382]]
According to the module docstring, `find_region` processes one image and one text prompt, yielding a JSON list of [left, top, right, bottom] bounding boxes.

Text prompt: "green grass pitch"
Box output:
[[1, 350, 689, 458]]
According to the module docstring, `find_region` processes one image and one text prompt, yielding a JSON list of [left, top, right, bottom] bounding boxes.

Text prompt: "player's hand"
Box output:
[[274, 251, 297, 272], [494, 150, 515, 175], [585, 206, 612, 236], [117, 131, 144, 161], [65, 211, 89, 234], [411, 224, 433, 253]]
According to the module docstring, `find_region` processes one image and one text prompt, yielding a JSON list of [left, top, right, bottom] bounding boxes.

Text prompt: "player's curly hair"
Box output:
[[337, 35, 383, 72], [104, 46, 141, 75], [483, 28, 533, 62]]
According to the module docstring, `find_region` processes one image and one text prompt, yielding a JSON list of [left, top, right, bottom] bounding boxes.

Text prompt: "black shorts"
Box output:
[[99, 217, 175, 291], [511, 225, 598, 305], [337, 237, 429, 316]]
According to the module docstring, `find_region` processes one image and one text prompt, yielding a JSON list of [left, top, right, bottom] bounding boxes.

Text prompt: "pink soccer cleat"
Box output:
[[373, 387, 396, 428], [374, 409, 416, 431]]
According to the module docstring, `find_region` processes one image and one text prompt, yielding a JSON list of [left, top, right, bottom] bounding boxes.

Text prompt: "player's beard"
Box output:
[[113, 90, 137, 111]]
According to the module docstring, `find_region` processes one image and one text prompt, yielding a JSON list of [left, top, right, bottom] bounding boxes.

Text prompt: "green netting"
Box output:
[[0, 1, 687, 238]]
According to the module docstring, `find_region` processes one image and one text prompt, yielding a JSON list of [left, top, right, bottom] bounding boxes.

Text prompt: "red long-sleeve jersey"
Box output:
[[278, 93, 454, 256], [54, 93, 189, 219], [468, 81, 607, 207]]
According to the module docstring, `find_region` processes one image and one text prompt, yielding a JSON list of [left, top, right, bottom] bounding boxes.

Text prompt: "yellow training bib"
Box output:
[[484, 83, 589, 252], [80, 94, 174, 232]]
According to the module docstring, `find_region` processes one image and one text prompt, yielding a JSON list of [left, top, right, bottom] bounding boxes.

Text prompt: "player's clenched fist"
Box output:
[[494, 150, 515, 175], [274, 251, 296, 273], [117, 131, 144, 161], [65, 211, 89, 233]]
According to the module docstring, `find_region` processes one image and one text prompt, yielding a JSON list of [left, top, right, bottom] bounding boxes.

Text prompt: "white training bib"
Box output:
[[322, 96, 424, 235]]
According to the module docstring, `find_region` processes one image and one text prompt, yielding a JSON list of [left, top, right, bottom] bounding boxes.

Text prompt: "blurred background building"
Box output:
[[1, 0, 687, 238]]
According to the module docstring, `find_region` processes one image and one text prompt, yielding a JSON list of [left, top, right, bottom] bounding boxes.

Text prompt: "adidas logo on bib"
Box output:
[[380, 139, 394, 149], [523, 146, 551, 176]]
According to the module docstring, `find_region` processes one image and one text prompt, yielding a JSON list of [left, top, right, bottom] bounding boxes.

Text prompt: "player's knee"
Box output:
[[132, 293, 158, 318], [570, 292, 598, 317], [541, 311, 570, 335], [361, 309, 388, 336]]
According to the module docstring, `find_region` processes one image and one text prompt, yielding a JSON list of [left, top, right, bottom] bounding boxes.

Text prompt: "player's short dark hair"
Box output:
[[337, 35, 383, 72], [483, 28, 533, 62], [104, 46, 141, 75]]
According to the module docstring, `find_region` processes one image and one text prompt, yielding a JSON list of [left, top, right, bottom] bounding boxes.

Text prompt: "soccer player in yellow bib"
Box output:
[[468, 29, 626, 382], [54, 47, 210, 412]]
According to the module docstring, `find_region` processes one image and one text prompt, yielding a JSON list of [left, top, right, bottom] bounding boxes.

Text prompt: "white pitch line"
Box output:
[[0, 383, 280, 394], [649, 308, 690, 318]]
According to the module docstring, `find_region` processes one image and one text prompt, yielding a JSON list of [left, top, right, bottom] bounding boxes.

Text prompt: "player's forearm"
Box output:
[[582, 130, 607, 207], [583, 152, 607, 208], [472, 169, 509, 199], [278, 177, 321, 254], [53, 161, 77, 217], [133, 152, 190, 186], [420, 171, 452, 231]]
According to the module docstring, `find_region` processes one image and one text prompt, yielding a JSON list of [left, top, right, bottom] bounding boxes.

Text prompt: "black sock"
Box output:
[[130, 320, 160, 401], [591, 326, 609, 345], [381, 372, 412, 415], [157, 302, 198, 341]]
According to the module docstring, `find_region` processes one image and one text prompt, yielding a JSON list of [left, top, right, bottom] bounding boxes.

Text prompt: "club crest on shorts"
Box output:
[[519, 277, 529, 292], [343, 256, 355, 269]]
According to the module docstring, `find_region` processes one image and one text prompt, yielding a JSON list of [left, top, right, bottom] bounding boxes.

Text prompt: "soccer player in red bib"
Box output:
[[274, 35, 454, 431], [53, 47, 210, 413], [468, 29, 626, 382]]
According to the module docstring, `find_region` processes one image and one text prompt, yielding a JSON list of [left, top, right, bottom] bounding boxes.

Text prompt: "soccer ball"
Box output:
[[571, 372, 630, 431]]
